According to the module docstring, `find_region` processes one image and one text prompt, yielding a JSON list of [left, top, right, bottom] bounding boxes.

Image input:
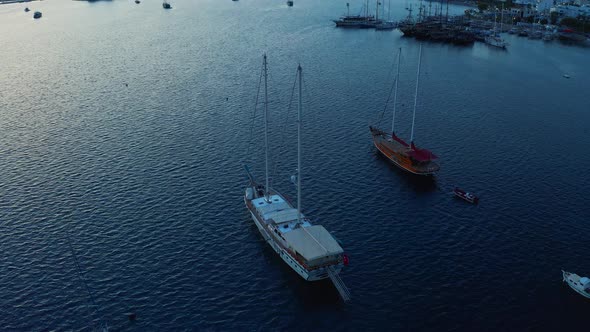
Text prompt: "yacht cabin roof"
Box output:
[[252, 195, 343, 261], [283, 225, 344, 261], [253, 195, 300, 223]]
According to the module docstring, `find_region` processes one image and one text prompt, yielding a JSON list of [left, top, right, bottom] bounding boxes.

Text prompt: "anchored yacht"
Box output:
[[370, 45, 439, 176], [244, 56, 349, 300]]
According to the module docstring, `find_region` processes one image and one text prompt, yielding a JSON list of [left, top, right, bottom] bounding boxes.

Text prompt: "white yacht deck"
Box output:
[[252, 195, 343, 261], [252, 195, 312, 232]]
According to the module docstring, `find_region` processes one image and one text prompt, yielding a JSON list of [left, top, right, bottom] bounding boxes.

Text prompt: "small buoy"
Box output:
[[124, 83, 128, 87]]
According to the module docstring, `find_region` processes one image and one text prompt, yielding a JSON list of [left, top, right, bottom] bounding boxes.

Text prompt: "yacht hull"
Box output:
[[370, 127, 439, 176], [563, 271, 590, 299], [246, 197, 341, 281]]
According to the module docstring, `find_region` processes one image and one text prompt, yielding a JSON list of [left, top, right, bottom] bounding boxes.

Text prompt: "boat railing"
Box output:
[[285, 247, 342, 271], [328, 266, 351, 302]]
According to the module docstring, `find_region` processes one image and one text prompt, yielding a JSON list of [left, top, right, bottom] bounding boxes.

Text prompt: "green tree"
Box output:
[[550, 11, 558, 25], [478, 2, 489, 13], [561, 17, 578, 28]]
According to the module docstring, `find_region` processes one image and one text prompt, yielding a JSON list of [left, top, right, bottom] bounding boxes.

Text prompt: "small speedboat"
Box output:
[[563, 74, 571, 79], [135, 0, 140, 3], [33, 11, 42, 19], [453, 188, 478, 204], [563, 270, 590, 299], [25, 7, 30, 12], [162, 1, 171, 9], [287, 0, 293, 6]]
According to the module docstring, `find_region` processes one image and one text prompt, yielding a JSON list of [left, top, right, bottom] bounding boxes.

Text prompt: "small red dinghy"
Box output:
[[453, 187, 479, 204]]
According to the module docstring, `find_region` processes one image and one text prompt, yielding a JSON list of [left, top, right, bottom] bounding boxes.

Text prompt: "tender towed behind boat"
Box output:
[[563, 270, 590, 299]]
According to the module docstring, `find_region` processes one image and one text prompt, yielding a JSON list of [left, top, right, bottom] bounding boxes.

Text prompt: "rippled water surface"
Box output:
[[1, 0, 590, 330]]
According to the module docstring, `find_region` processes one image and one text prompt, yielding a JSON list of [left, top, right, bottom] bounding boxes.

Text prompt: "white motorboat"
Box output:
[[562, 270, 590, 299], [484, 35, 508, 49]]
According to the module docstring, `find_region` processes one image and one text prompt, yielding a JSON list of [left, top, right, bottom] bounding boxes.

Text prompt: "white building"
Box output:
[[510, 6, 536, 18], [551, 4, 590, 18], [537, 0, 553, 11]]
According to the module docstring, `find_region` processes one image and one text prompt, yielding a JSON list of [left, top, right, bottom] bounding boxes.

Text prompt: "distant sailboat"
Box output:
[[375, 0, 396, 30], [244, 55, 350, 301], [485, 5, 508, 49], [370, 45, 440, 176], [333, 0, 381, 28]]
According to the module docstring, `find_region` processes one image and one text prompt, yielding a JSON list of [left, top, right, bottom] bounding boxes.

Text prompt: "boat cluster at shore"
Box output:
[[332, 0, 397, 30], [333, 1, 590, 48], [507, 23, 588, 44]]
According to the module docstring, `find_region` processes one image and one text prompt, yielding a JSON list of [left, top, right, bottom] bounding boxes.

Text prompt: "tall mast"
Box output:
[[493, 10, 497, 32], [388, 0, 390, 21], [391, 47, 401, 135], [500, 2, 504, 33], [297, 65, 302, 224], [410, 44, 422, 143], [419, 0, 423, 21], [263, 54, 270, 201], [375, 0, 379, 21]]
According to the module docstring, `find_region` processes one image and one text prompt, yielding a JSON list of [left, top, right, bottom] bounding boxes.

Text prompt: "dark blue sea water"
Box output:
[[1, 0, 590, 330]]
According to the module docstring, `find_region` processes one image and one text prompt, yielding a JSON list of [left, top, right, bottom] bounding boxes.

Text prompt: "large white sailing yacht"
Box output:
[[244, 56, 349, 299]]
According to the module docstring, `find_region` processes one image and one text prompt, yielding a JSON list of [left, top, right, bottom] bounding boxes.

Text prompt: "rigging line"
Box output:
[[377, 48, 402, 127], [270, 68, 298, 186], [377, 76, 398, 128], [245, 64, 265, 164], [296, 73, 330, 251], [65, 234, 108, 331], [264, 62, 289, 190], [295, 72, 331, 252]]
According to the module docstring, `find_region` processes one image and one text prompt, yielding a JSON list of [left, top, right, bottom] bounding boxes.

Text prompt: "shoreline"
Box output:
[[0, 0, 36, 5]]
